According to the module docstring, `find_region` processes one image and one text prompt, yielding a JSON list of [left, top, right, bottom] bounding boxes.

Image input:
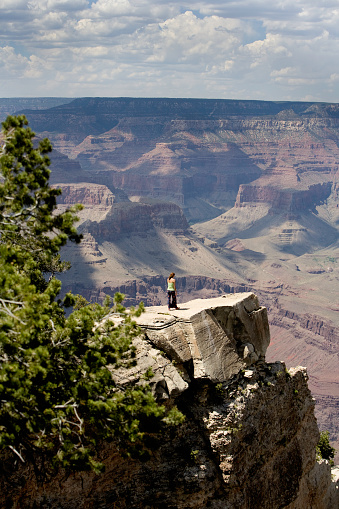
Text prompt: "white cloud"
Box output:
[[24, 54, 51, 78], [27, 0, 88, 12], [0, 1, 338, 100], [0, 46, 27, 75], [74, 17, 128, 37], [270, 66, 296, 77], [0, 0, 27, 7], [89, 0, 132, 17], [137, 12, 248, 65]]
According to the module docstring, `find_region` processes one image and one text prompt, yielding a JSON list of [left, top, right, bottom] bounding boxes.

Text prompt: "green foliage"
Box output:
[[211, 382, 226, 403], [162, 406, 185, 426], [190, 449, 199, 463], [0, 115, 82, 289], [142, 367, 155, 381], [215, 383, 224, 396], [327, 257, 336, 263], [73, 294, 90, 310], [0, 116, 171, 475], [317, 431, 336, 466]]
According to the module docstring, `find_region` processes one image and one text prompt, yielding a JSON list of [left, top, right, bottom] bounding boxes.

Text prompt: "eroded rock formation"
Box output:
[[2, 295, 338, 508], [21, 98, 339, 223], [80, 201, 189, 241]]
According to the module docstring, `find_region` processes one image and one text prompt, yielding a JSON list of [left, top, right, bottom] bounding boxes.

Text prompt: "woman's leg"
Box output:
[[172, 292, 177, 308]]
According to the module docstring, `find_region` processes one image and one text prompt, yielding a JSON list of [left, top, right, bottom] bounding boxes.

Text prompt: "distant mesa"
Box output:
[[54, 183, 189, 241]]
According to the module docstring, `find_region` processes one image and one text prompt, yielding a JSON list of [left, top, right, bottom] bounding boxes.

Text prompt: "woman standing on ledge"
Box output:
[[167, 272, 179, 310]]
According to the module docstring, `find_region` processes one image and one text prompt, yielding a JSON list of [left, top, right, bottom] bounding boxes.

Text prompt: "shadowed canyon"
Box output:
[[1, 97, 339, 462]]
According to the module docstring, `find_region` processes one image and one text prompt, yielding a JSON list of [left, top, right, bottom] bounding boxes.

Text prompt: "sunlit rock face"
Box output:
[[2, 295, 338, 509]]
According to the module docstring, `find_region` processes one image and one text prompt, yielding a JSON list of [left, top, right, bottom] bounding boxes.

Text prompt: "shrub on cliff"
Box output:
[[317, 431, 336, 466], [0, 116, 168, 475]]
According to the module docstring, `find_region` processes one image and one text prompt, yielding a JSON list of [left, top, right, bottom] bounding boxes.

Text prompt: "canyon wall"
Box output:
[[21, 98, 339, 223], [235, 182, 333, 212], [80, 201, 189, 240]]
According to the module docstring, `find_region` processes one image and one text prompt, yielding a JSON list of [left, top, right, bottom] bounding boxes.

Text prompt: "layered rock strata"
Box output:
[[80, 201, 189, 241], [53, 183, 189, 241], [2, 295, 338, 508], [22, 98, 339, 223], [54, 182, 127, 207], [235, 182, 332, 212]]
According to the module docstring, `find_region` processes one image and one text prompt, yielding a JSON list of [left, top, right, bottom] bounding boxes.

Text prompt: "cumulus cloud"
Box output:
[[89, 0, 133, 17], [133, 12, 249, 65], [0, 0, 338, 100], [27, 0, 89, 12], [0, 46, 28, 75]]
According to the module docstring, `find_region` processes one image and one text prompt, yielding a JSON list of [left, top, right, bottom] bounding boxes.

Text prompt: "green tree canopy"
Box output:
[[0, 115, 82, 290], [0, 116, 173, 476]]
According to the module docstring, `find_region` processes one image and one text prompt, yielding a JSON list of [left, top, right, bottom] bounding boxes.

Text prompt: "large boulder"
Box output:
[[136, 293, 270, 386]]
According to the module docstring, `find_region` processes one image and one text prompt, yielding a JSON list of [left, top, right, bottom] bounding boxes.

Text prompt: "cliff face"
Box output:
[[53, 182, 189, 241], [48, 147, 91, 185], [2, 295, 338, 508], [80, 201, 189, 241], [55, 183, 121, 206], [235, 182, 333, 212], [58, 270, 339, 466]]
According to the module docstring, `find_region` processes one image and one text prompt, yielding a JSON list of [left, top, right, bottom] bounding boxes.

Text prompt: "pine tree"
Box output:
[[317, 431, 336, 466], [0, 116, 171, 475]]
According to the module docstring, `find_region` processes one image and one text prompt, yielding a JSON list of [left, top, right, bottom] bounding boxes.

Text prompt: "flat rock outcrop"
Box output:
[[136, 293, 270, 384]]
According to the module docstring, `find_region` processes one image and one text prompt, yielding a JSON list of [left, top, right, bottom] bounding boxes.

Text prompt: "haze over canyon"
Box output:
[[1, 97, 339, 460]]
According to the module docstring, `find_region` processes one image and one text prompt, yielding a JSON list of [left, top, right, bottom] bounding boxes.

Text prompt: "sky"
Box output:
[[0, 0, 338, 102]]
